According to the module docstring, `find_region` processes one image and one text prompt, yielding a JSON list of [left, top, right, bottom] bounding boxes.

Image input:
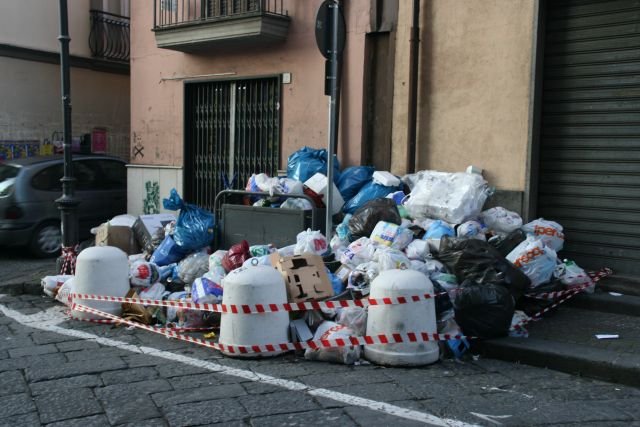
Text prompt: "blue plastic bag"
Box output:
[[162, 189, 215, 252], [342, 181, 399, 214], [150, 235, 188, 266], [327, 269, 345, 295], [287, 146, 341, 183], [337, 166, 374, 201], [424, 220, 455, 239]]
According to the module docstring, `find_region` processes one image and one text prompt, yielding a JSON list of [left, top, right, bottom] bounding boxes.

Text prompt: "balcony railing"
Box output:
[[153, 0, 287, 29], [89, 10, 130, 62]]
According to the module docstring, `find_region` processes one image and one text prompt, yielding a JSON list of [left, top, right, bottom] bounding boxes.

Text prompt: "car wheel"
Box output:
[[30, 221, 62, 258]]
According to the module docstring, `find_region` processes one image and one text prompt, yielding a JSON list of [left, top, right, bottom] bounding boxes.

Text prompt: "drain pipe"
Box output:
[[406, 0, 420, 174]]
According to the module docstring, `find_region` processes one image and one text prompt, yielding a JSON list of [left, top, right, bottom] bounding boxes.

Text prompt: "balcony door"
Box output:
[[184, 77, 281, 211]]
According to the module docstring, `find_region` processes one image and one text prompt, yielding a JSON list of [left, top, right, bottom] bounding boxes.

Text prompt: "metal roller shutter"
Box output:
[[539, 0, 640, 275]]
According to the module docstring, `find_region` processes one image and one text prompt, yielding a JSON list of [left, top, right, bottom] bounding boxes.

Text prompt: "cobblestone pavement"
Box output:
[[1, 294, 640, 427], [0, 249, 56, 292]]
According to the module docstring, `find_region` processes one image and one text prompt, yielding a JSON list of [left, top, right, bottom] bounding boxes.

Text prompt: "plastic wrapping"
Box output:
[[522, 218, 565, 252], [456, 220, 486, 241], [304, 321, 360, 365], [150, 235, 188, 266], [222, 240, 250, 272], [370, 221, 399, 247], [405, 239, 430, 260], [177, 251, 210, 285], [337, 166, 375, 200], [403, 170, 490, 223], [373, 247, 411, 271], [453, 279, 515, 339], [336, 307, 367, 336], [294, 229, 328, 256], [192, 276, 224, 304], [347, 261, 380, 293], [342, 181, 399, 214], [480, 207, 523, 236], [129, 260, 160, 288], [280, 198, 313, 210], [166, 291, 205, 328], [139, 282, 165, 301], [506, 236, 557, 289], [162, 189, 215, 252], [438, 237, 530, 299], [391, 227, 414, 251], [340, 237, 377, 267], [287, 146, 341, 183], [556, 260, 595, 293], [424, 220, 455, 239], [347, 198, 401, 241]]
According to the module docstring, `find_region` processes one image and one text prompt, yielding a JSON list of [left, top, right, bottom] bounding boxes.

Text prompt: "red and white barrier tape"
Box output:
[[70, 302, 471, 354], [510, 268, 612, 332], [66, 312, 215, 332], [523, 268, 612, 300], [70, 291, 447, 314]]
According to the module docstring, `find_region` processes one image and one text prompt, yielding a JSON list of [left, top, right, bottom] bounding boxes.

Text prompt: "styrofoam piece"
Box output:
[[372, 171, 401, 187], [304, 172, 344, 215]]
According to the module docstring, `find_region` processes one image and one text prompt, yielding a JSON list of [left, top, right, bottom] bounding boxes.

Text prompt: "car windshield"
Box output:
[[0, 164, 19, 182]]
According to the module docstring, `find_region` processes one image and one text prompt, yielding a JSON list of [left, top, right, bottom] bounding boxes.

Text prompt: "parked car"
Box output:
[[0, 155, 127, 257]]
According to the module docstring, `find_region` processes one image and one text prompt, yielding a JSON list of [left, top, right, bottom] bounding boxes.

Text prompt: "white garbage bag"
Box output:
[[304, 321, 361, 365], [480, 207, 523, 236], [506, 236, 557, 288], [522, 218, 565, 252], [294, 229, 328, 256]]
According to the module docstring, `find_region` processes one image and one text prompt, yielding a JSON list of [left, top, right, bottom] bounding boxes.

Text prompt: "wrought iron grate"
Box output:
[[184, 77, 281, 211]]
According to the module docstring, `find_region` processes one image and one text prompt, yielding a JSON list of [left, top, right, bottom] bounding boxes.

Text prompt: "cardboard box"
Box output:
[[95, 223, 139, 255], [334, 264, 352, 285], [304, 173, 344, 215], [270, 253, 334, 303], [133, 213, 176, 253]]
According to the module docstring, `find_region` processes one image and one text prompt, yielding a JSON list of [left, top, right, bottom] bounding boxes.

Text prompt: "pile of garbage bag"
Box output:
[[42, 146, 598, 367]]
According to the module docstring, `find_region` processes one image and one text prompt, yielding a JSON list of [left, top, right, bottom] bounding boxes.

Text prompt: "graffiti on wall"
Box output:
[[132, 132, 145, 159], [143, 181, 160, 214]]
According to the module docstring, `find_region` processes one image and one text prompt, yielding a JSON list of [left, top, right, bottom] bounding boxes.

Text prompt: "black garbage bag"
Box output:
[[437, 237, 530, 300], [488, 229, 526, 258], [432, 280, 453, 318], [347, 198, 401, 241], [454, 279, 515, 339]]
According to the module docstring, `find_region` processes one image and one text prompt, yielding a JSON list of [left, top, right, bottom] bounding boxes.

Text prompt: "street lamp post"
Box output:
[[57, 0, 79, 273]]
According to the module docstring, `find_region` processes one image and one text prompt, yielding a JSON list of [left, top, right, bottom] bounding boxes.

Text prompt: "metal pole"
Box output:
[[57, 0, 79, 261], [406, 0, 420, 174], [325, 0, 340, 246]]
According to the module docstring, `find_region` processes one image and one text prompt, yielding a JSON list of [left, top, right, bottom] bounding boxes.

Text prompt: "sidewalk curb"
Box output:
[[568, 292, 640, 317], [479, 337, 640, 388]]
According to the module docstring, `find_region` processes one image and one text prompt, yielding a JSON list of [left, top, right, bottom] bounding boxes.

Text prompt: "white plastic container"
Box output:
[[304, 172, 344, 215], [364, 269, 439, 366], [219, 265, 290, 358], [71, 246, 130, 320]]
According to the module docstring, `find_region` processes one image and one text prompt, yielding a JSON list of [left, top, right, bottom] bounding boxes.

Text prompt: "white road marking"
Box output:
[[0, 303, 478, 427], [469, 412, 512, 425]]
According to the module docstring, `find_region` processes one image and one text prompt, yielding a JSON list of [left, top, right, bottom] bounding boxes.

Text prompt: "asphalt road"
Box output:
[[1, 293, 639, 427]]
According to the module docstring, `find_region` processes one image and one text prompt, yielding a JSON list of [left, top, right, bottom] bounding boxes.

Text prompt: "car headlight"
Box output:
[[0, 179, 14, 197]]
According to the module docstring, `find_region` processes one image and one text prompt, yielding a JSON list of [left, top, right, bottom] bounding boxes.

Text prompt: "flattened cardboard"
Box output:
[[133, 213, 175, 253], [270, 253, 334, 303], [95, 223, 139, 255]]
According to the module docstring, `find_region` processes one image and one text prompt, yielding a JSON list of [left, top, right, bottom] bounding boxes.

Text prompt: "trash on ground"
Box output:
[[41, 153, 611, 368]]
